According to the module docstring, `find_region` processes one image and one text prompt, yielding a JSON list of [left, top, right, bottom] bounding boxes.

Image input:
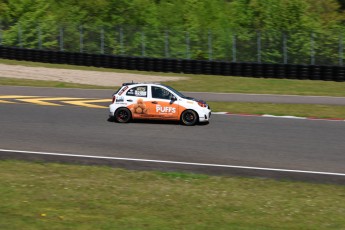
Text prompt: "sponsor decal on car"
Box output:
[[116, 96, 124, 102], [118, 86, 128, 96], [127, 86, 148, 97], [129, 98, 148, 115], [134, 87, 147, 97], [156, 104, 176, 114], [127, 99, 185, 119]]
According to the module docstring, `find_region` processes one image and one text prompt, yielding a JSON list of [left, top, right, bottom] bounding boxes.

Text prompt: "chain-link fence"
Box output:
[[1, 23, 344, 66]]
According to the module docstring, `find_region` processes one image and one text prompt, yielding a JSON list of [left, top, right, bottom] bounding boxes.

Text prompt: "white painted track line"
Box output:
[[1, 149, 344, 177]]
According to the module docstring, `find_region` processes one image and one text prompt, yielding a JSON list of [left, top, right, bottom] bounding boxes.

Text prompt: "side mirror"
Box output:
[[170, 95, 177, 104]]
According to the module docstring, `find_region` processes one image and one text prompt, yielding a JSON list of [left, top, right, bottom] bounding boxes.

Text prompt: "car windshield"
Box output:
[[164, 85, 186, 98]]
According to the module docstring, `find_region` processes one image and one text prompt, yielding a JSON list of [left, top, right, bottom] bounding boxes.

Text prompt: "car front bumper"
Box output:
[[198, 109, 211, 122]]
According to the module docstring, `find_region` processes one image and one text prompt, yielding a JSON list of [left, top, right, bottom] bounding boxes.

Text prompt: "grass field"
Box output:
[[1, 161, 344, 230]]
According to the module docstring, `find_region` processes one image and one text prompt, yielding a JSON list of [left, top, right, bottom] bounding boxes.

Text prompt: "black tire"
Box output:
[[181, 110, 198, 126], [115, 108, 132, 123]]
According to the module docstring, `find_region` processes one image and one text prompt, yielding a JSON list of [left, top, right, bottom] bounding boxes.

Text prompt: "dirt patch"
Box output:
[[0, 64, 187, 86]]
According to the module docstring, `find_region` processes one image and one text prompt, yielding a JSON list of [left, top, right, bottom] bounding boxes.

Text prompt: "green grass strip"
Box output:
[[0, 77, 113, 89], [166, 75, 345, 96], [0, 160, 344, 229], [209, 102, 345, 119]]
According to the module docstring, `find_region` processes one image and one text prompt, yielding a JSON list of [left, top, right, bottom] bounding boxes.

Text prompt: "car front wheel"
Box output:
[[181, 110, 198, 126], [115, 108, 132, 123]]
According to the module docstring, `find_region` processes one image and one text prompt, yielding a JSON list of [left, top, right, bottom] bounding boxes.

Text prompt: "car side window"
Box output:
[[126, 86, 147, 97], [151, 86, 173, 100]]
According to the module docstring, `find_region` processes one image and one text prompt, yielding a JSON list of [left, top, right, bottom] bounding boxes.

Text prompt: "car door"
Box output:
[[125, 85, 151, 119], [148, 85, 179, 120]]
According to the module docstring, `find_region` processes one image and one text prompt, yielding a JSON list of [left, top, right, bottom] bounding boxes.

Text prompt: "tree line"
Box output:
[[1, 0, 345, 65]]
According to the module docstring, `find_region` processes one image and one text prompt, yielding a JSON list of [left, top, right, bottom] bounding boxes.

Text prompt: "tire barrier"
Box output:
[[0, 45, 344, 82]]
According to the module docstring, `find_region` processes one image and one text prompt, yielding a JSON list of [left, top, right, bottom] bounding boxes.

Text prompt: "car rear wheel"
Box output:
[[181, 110, 198, 126], [115, 108, 132, 123]]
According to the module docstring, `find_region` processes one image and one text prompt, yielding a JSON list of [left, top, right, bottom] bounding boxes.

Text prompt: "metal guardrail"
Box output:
[[0, 46, 344, 82]]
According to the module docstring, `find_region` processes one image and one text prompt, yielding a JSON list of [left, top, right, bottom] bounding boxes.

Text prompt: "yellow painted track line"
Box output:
[[17, 97, 85, 106], [0, 95, 40, 99], [0, 95, 40, 104], [0, 95, 110, 108], [0, 100, 15, 103], [62, 99, 110, 109]]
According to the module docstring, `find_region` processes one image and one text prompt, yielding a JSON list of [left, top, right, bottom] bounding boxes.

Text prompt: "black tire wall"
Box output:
[[0, 46, 344, 82]]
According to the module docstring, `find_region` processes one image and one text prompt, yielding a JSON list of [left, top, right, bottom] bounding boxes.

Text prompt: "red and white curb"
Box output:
[[213, 112, 345, 122]]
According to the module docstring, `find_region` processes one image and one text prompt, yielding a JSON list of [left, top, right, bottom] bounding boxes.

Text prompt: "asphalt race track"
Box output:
[[1, 86, 345, 184]]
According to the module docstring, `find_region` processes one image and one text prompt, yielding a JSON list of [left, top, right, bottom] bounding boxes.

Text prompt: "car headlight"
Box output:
[[198, 101, 207, 108]]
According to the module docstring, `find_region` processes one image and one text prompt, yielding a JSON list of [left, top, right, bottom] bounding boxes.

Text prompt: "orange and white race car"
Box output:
[[109, 83, 211, 125]]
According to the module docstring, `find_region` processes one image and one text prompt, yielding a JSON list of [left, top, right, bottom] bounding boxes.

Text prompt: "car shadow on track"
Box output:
[[107, 117, 209, 126]]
